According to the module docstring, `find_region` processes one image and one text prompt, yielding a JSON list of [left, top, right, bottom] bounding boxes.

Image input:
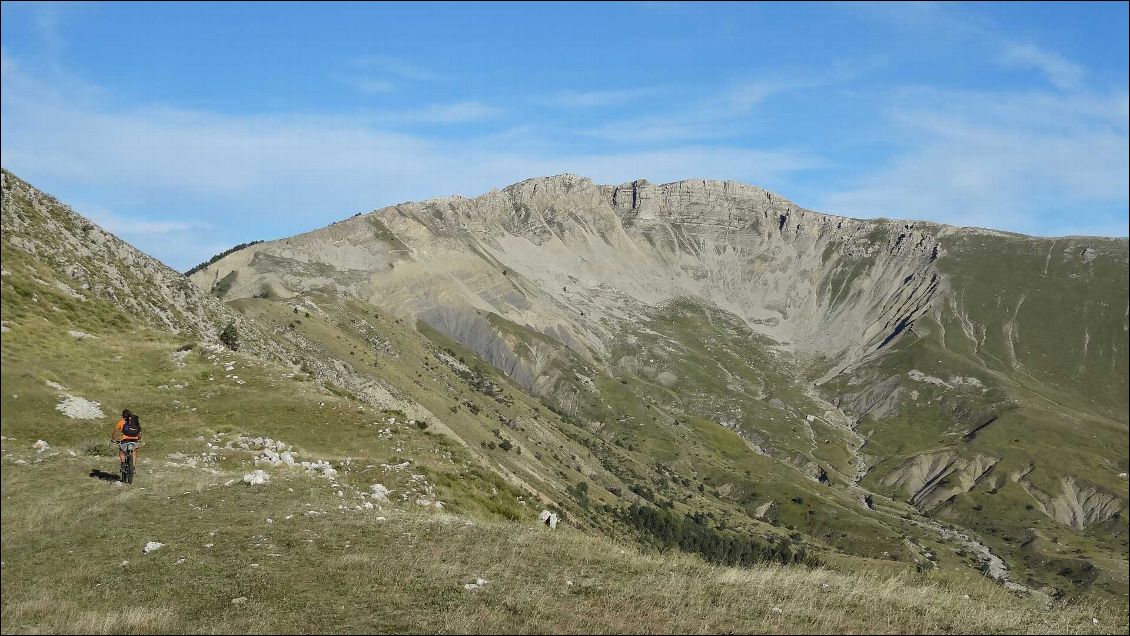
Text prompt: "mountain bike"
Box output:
[[114, 441, 138, 483]]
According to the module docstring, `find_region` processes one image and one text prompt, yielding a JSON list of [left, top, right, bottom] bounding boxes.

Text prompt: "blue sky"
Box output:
[[2, 2, 1127, 271]]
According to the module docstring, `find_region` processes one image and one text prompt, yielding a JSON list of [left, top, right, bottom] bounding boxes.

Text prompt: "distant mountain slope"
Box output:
[[190, 173, 1128, 598], [1, 170, 236, 341]]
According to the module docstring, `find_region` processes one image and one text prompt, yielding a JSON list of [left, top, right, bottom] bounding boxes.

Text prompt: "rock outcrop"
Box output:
[[191, 175, 947, 386], [1020, 476, 1124, 530], [880, 452, 1000, 511]]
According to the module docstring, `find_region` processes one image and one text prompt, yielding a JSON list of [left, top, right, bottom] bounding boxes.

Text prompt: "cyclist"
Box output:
[[110, 409, 141, 481]]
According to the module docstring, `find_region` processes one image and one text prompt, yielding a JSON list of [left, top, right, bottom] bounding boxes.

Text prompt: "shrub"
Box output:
[[219, 321, 240, 351]]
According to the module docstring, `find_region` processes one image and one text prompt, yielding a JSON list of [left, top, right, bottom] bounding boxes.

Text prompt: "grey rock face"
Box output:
[[191, 175, 947, 387]]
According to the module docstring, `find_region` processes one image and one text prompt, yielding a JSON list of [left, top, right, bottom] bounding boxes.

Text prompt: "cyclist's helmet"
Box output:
[[122, 409, 132, 419]]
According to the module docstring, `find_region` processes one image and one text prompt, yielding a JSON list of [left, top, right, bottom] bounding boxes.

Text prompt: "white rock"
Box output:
[[231, 597, 248, 605], [32, 440, 49, 453], [539, 510, 559, 529], [143, 541, 164, 554], [242, 470, 271, 486], [370, 483, 391, 502], [771, 607, 782, 614], [54, 395, 105, 420]]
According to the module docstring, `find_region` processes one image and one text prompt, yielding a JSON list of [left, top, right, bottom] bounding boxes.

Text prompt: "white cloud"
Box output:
[[581, 74, 856, 143], [820, 87, 1129, 236], [541, 88, 663, 109], [370, 100, 504, 125], [349, 55, 440, 82], [337, 75, 397, 94], [86, 208, 214, 236], [1001, 43, 1085, 91]]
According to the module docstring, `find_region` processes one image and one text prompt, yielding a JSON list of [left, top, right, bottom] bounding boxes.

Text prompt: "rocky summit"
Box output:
[[2, 168, 1127, 633]]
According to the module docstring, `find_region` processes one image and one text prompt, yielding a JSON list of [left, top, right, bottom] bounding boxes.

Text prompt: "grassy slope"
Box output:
[[820, 232, 1130, 599], [3, 466, 1125, 635]]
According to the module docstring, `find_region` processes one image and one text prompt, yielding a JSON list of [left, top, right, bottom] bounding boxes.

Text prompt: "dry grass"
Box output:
[[2, 453, 1127, 635]]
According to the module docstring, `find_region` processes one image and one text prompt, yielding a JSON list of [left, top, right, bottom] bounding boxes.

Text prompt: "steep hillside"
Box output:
[[190, 173, 1128, 599]]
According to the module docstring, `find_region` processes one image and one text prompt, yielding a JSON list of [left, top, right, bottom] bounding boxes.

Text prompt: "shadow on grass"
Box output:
[[89, 468, 121, 482]]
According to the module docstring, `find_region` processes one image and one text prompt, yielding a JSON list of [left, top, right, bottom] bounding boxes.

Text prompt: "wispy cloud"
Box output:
[[582, 75, 837, 143], [86, 208, 214, 236], [541, 87, 663, 109], [820, 86, 1129, 236], [369, 100, 504, 125], [336, 55, 440, 94], [350, 55, 440, 82], [335, 75, 396, 94], [1000, 43, 1084, 91]]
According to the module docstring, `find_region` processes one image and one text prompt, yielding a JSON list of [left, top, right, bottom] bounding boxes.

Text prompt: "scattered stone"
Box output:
[[771, 607, 783, 614], [231, 597, 248, 605], [32, 440, 49, 453], [143, 541, 164, 554], [55, 395, 105, 420], [463, 577, 490, 591], [370, 483, 391, 502], [67, 330, 97, 339], [242, 470, 270, 486], [539, 510, 558, 529]]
